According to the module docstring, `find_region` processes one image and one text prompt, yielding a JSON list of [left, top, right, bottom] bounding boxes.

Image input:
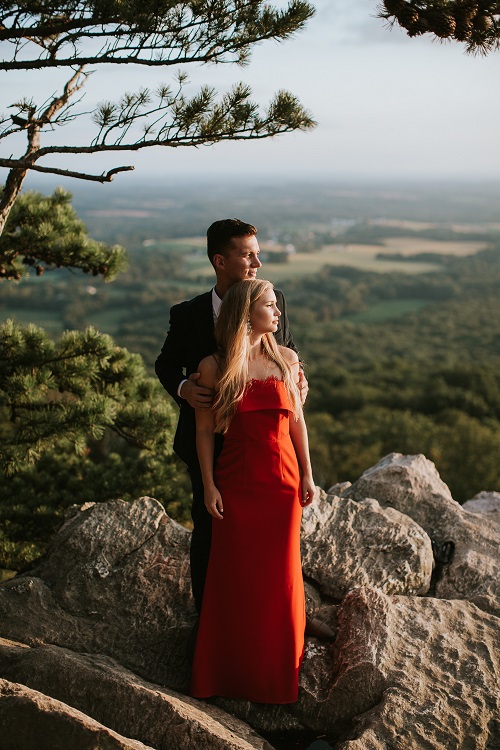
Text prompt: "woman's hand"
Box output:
[[205, 485, 224, 519], [300, 475, 317, 507]]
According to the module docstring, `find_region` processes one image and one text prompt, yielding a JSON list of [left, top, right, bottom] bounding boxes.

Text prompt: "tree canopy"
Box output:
[[0, 187, 127, 280], [0, 0, 314, 70], [0, 0, 315, 234]]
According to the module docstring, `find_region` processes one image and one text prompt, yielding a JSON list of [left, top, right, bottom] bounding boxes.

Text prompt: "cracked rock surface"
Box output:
[[0, 676, 155, 750], [0, 497, 195, 691], [0, 638, 275, 750], [301, 490, 433, 598], [344, 453, 500, 617], [333, 588, 500, 750]]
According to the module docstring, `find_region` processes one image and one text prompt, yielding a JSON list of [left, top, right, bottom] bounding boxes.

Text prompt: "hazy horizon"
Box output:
[[3, 1, 500, 186]]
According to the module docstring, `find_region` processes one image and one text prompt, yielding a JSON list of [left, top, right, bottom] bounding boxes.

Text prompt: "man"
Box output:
[[155, 218, 307, 614]]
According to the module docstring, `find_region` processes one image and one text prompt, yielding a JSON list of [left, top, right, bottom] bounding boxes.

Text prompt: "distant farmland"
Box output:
[[170, 235, 488, 281]]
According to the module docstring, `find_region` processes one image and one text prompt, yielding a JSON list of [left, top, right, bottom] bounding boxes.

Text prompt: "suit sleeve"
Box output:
[[276, 290, 300, 358], [155, 302, 188, 407]]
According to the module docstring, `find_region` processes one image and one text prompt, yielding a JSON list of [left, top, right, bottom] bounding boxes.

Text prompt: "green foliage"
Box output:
[[2, 1, 315, 69], [3, 195, 500, 571], [308, 405, 500, 504], [0, 188, 128, 281], [0, 319, 175, 474], [1, 2, 315, 235], [297, 246, 500, 501], [0, 436, 191, 571], [0, 318, 189, 572]]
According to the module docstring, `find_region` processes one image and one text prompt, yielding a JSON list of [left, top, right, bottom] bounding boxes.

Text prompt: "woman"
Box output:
[[190, 279, 316, 704]]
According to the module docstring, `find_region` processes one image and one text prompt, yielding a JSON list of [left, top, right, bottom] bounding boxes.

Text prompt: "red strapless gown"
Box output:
[[190, 377, 305, 704]]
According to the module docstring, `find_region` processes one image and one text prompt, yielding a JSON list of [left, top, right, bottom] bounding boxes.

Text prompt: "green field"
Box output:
[[341, 298, 431, 323], [178, 236, 488, 281]]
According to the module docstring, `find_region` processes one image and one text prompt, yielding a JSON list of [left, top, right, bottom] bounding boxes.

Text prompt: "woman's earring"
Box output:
[[246, 318, 252, 334]]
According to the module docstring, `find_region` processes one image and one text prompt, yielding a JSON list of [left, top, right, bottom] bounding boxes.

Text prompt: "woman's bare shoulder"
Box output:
[[279, 346, 299, 366]]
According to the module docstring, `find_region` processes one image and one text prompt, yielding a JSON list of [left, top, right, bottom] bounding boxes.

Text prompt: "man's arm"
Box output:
[[275, 289, 298, 354], [155, 301, 215, 410], [155, 302, 189, 407]]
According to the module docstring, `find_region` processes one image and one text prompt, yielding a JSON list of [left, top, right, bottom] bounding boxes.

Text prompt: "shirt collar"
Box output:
[[212, 286, 223, 319]]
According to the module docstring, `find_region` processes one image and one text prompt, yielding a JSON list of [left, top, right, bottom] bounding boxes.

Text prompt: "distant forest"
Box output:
[[2, 181, 500, 572]]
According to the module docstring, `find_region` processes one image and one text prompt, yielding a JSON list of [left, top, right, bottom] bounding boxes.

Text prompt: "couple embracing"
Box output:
[[156, 219, 329, 705]]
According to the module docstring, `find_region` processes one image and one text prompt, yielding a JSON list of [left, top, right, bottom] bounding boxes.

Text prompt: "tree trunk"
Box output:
[[0, 166, 28, 235]]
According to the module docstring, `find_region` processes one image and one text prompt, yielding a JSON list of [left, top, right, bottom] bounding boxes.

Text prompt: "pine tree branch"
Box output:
[[109, 423, 148, 448], [0, 160, 134, 182], [0, 0, 315, 70], [39, 67, 89, 124]]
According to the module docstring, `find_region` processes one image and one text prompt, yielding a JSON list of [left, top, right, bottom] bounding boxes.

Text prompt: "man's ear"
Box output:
[[213, 253, 225, 269]]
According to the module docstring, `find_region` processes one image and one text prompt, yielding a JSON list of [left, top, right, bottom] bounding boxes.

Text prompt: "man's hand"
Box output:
[[180, 372, 215, 409], [298, 370, 309, 406]]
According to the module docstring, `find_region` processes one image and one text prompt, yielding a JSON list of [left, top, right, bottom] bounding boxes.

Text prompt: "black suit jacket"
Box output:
[[155, 288, 297, 466]]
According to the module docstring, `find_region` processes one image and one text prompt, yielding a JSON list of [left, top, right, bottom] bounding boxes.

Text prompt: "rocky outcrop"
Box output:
[[0, 497, 195, 691], [0, 453, 499, 749], [333, 588, 500, 750], [0, 638, 275, 750], [344, 453, 500, 617], [301, 491, 433, 598], [0, 678, 155, 750], [463, 491, 500, 523]]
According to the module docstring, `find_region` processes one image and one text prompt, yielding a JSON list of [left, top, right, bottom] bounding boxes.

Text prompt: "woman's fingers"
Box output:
[[205, 493, 224, 519], [301, 483, 316, 506]]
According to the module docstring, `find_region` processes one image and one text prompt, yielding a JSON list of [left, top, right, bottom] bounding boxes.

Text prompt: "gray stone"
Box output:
[[301, 489, 433, 599], [237, 586, 500, 745], [344, 453, 500, 616], [0, 497, 195, 691], [0, 638, 276, 750], [332, 588, 500, 750], [1, 469, 499, 749], [463, 491, 500, 522], [0, 677, 155, 750]]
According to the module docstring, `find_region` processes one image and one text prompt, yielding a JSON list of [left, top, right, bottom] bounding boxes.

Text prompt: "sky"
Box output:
[[2, 0, 500, 185]]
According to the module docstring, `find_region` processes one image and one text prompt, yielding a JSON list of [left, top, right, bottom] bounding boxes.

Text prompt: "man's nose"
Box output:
[[251, 255, 262, 267]]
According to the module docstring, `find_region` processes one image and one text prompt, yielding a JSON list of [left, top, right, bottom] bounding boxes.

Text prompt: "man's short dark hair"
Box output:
[[207, 219, 257, 266]]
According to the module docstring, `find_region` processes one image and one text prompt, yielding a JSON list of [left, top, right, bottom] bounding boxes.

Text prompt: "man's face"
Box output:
[[214, 234, 262, 285]]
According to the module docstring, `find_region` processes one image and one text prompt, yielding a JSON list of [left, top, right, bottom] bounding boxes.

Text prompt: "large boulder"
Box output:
[[344, 453, 500, 616], [0, 497, 195, 691], [0, 678, 155, 750], [0, 638, 275, 750], [301, 490, 433, 598], [331, 588, 500, 750], [463, 491, 500, 524]]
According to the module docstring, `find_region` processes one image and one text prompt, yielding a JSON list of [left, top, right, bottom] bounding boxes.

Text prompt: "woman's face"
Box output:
[[249, 288, 281, 334]]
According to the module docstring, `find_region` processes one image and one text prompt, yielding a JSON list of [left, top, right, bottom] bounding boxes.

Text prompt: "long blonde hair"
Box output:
[[213, 279, 302, 433]]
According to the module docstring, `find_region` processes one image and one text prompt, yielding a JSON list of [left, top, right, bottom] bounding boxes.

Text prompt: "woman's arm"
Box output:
[[195, 357, 224, 520], [280, 346, 316, 507], [289, 411, 316, 507]]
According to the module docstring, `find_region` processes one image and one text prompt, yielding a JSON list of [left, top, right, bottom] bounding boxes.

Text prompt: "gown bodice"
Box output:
[[224, 377, 293, 445]]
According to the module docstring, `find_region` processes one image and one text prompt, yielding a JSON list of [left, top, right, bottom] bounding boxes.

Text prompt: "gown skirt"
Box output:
[[190, 377, 306, 704]]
